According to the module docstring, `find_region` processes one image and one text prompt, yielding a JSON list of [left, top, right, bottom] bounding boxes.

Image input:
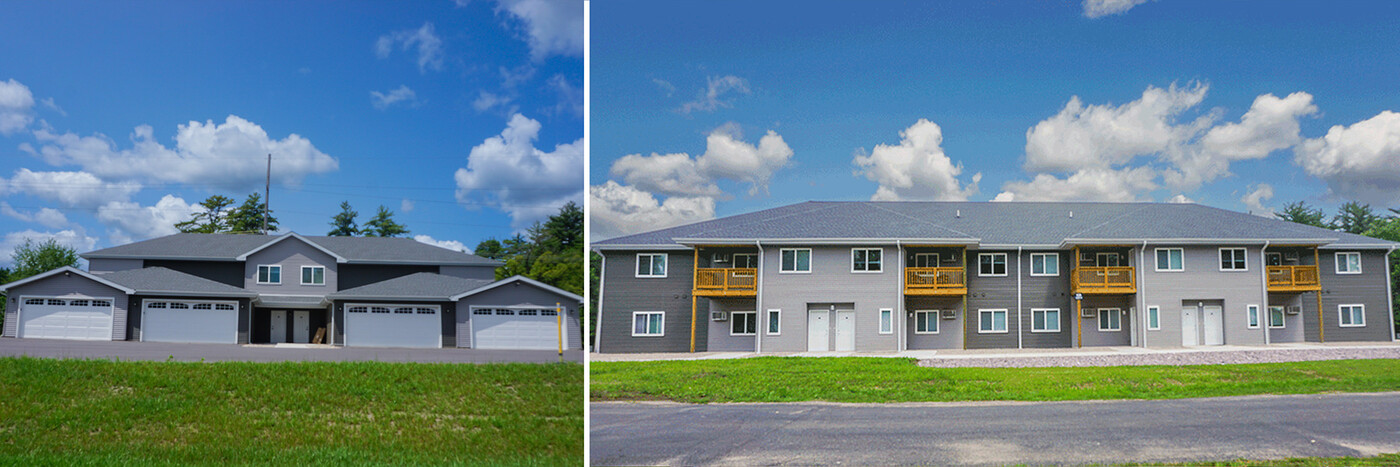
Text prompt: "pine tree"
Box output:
[[327, 201, 360, 236], [363, 205, 409, 237], [175, 195, 236, 233], [226, 193, 279, 234]]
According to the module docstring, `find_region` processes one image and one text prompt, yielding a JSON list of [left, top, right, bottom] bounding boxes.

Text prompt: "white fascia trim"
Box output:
[[675, 238, 981, 246], [0, 266, 136, 294], [327, 296, 446, 303], [81, 254, 243, 262], [236, 232, 349, 263], [138, 290, 257, 298], [591, 244, 692, 251], [1062, 238, 1335, 247], [1318, 244, 1400, 250], [449, 275, 584, 302]]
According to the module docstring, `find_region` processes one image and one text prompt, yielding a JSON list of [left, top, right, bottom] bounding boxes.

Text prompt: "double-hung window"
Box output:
[[781, 248, 811, 273], [636, 253, 667, 278], [978, 309, 1008, 333], [852, 248, 882, 273], [1339, 304, 1365, 327], [301, 266, 325, 285], [1031, 308, 1060, 332], [914, 310, 939, 334], [1155, 248, 1184, 271], [1030, 253, 1059, 276], [730, 312, 756, 336], [1336, 252, 1361, 274], [1220, 248, 1247, 271], [978, 253, 1007, 277], [1098, 308, 1121, 331], [1268, 306, 1286, 328], [257, 265, 281, 284], [632, 312, 665, 336]]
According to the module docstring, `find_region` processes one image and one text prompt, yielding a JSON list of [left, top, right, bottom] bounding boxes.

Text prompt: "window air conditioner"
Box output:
[[1080, 308, 1097, 318], [712, 253, 729, 263], [1286, 306, 1301, 315], [1284, 251, 1299, 261], [711, 311, 728, 321], [941, 309, 957, 320]]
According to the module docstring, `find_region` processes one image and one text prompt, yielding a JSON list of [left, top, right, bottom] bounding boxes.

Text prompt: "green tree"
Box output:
[[9, 238, 80, 282], [362, 205, 410, 237], [1275, 201, 1328, 228], [473, 239, 505, 260], [226, 192, 279, 234], [175, 195, 236, 233], [589, 250, 601, 349], [1332, 201, 1383, 234], [327, 201, 360, 236]]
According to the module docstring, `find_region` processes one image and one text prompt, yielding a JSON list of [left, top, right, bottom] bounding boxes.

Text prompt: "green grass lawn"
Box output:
[[591, 357, 1400, 403], [1134, 452, 1400, 466], [0, 357, 582, 466]]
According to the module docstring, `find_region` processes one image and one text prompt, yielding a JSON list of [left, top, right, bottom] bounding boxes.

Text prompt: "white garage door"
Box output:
[[143, 300, 239, 344], [344, 304, 440, 348], [472, 307, 564, 350], [19, 297, 114, 340]]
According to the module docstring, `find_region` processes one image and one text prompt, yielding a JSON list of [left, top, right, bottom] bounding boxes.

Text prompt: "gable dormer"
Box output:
[[240, 233, 344, 293]]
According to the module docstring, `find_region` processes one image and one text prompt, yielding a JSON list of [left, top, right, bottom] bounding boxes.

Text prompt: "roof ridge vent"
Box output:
[[1069, 210, 1074, 218], [955, 209, 960, 218]]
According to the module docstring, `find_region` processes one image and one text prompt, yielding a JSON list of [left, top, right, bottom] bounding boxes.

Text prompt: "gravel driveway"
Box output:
[[918, 346, 1400, 368]]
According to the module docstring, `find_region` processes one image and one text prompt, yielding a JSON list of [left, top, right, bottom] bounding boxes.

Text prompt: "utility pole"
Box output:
[[263, 153, 270, 235]]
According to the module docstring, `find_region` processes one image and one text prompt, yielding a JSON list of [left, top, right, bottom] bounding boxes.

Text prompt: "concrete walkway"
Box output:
[[0, 338, 583, 363]]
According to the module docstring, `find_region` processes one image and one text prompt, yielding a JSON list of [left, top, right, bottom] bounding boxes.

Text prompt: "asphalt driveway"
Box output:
[[0, 338, 583, 363]]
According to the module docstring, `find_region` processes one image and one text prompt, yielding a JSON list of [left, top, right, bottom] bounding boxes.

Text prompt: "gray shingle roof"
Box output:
[[82, 233, 500, 266], [596, 201, 1400, 248], [101, 267, 256, 297], [328, 272, 494, 300]]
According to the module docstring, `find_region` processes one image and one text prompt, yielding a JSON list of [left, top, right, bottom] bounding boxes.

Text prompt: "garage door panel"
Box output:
[[143, 301, 238, 344], [19, 298, 114, 341], [344, 305, 440, 348], [472, 307, 562, 350]]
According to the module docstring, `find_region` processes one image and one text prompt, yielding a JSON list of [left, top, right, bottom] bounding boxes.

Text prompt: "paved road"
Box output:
[[0, 338, 582, 363], [592, 392, 1400, 466]]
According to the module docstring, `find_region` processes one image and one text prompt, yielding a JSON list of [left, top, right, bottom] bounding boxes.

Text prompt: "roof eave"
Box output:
[[1060, 238, 1337, 247], [0, 266, 137, 294], [327, 295, 452, 302], [236, 232, 349, 263], [673, 238, 981, 246]]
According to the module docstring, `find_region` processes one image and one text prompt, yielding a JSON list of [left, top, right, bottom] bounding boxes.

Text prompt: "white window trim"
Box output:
[[1246, 304, 1260, 329], [851, 248, 884, 274], [780, 248, 812, 274], [1097, 308, 1122, 332], [635, 253, 668, 278], [257, 264, 282, 284], [1147, 306, 1160, 331], [978, 309, 1009, 334], [730, 311, 757, 336], [631, 311, 665, 337], [1268, 306, 1286, 329], [1155, 248, 1184, 272], [913, 252, 940, 268], [1338, 304, 1366, 327], [878, 308, 893, 334], [913, 310, 940, 334], [1096, 252, 1121, 267], [1029, 253, 1059, 277], [978, 253, 1008, 277], [300, 265, 326, 286], [1335, 252, 1362, 274], [1030, 308, 1061, 333], [1219, 248, 1249, 272], [766, 309, 781, 335]]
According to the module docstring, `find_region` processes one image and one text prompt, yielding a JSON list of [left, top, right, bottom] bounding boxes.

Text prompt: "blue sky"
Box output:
[[589, 0, 1400, 239], [0, 0, 582, 264]]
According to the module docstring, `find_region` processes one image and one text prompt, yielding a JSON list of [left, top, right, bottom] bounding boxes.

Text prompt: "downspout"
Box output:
[[1138, 240, 1147, 348], [690, 248, 698, 353], [1016, 246, 1023, 350], [1259, 241, 1271, 346], [1388, 246, 1397, 342], [593, 253, 605, 353], [897, 240, 904, 352], [756, 240, 764, 353], [1315, 248, 1325, 343]]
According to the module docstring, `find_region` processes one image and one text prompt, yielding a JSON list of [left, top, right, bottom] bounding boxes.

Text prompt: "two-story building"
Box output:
[[593, 201, 1397, 353], [1, 232, 583, 350]]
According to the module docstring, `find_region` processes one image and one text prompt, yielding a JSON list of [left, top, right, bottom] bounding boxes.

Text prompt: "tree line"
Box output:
[[174, 194, 409, 237], [1271, 200, 1399, 334]]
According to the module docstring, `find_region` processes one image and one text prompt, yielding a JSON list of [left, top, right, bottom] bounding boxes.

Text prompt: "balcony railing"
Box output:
[[1267, 265, 1320, 292], [693, 268, 758, 297], [1072, 266, 1136, 294], [904, 267, 967, 295]]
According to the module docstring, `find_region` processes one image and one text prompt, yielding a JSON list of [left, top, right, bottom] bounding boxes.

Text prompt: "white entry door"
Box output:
[[19, 297, 114, 341], [472, 307, 562, 350], [1182, 308, 1198, 346], [835, 310, 856, 351], [1202, 305, 1224, 346], [807, 310, 829, 352], [293, 311, 309, 343], [270, 310, 287, 344]]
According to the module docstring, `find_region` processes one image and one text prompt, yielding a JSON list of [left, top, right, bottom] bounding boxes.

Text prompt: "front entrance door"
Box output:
[[293, 311, 310, 343], [1182, 308, 1198, 346], [835, 310, 855, 351], [1202, 305, 1224, 345], [270, 310, 287, 344], [807, 311, 829, 352]]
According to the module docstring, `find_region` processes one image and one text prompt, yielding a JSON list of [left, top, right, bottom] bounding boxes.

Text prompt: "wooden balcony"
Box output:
[[1267, 265, 1320, 292], [693, 268, 757, 297], [1072, 266, 1136, 294], [904, 267, 967, 296]]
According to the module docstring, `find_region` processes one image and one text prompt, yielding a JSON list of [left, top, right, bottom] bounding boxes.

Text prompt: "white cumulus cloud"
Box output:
[[375, 22, 444, 73], [1025, 82, 1208, 172], [0, 169, 142, 208], [454, 113, 583, 229], [414, 234, 471, 253], [609, 126, 794, 198], [370, 85, 418, 110], [1240, 184, 1275, 217], [995, 167, 1158, 202], [1083, 0, 1149, 18], [0, 78, 36, 135], [854, 119, 980, 201], [96, 195, 201, 245], [1294, 110, 1400, 205], [497, 0, 584, 61], [589, 181, 715, 240]]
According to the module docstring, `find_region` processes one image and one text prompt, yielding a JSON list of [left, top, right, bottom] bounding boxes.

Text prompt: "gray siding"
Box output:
[[88, 258, 143, 274], [905, 296, 962, 350], [1140, 245, 1268, 347], [1078, 295, 1133, 347], [1306, 250, 1393, 342], [338, 264, 437, 290], [705, 298, 757, 352], [1267, 293, 1307, 343], [440, 265, 497, 281], [1020, 250, 1073, 349], [456, 280, 583, 350], [244, 238, 339, 295], [145, 260, 244, 287], [760, 246, 900, 352], [965, 250, 1019, 349], [597, 250, 699, 353], [5, 273, 129, 340]]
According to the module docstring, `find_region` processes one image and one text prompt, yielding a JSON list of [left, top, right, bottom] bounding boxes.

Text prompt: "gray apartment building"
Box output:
[[593, 201, 1398, 353]]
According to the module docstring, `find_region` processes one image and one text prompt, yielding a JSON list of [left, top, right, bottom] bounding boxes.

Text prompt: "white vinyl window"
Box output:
[[257, 265, 281, 284], [730, 311, 757, 336], [852, 248, 883, 273], [1098, 308, 1121, 331], [1335, 252, 1361, 274], [733, 253, 759, 268], [636, 254, 667, 278], [766, 309, 781, 335], [1096, 252, 1121, 267], [879, 308, 893, 334], [914, 310, 939, 334], [978, 253, 1007, 277], [1247, 304, 1260, 329], [1155, 248, 1184, 271], [301, 266, 325, 285], [632, 311, 665, 336], [1147, 306, 1160, 330], [781, 248, 811, 273], [1031, 308, 1060, 332], [978, 309, 1008, 333], [913, 253, 940, 268], [1269, 306, 1286, 329], [1030, 253, 1059, 276], [1220, 248, 1248, 271], [1339, 304, 1365, 327]]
